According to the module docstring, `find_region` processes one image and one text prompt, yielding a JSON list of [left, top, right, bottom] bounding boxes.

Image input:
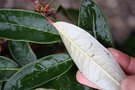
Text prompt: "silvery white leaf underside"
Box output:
[[54, 22, 126, 90]]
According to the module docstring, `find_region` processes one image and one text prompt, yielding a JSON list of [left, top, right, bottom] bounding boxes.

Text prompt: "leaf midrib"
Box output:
[[20, 59, 72, 83], [0, 68, 19, 71], [0, 22, 59, 35]]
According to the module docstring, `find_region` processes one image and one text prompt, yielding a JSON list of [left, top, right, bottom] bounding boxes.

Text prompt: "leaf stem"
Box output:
[[44, 15, 54, 25]]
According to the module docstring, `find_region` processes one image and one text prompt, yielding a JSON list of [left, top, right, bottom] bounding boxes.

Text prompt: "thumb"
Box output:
[[121, 75, 135, 90]]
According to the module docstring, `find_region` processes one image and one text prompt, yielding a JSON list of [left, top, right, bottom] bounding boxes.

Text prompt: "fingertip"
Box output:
[[76, 71, 87, 86], [76, 71, 99, 89], [76, 71, 82, 83]]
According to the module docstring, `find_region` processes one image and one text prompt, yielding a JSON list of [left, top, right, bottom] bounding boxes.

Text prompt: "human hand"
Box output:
[[76, 48, 135, 90]]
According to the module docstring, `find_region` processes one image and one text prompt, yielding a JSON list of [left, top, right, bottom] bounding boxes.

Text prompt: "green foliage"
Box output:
[[39, 65, 93, 90], [4, 54, 73, 90], [0, 9, 61, 44], [78, 0, 113, 47], [0, 0, 116, 89], [8, 41, 37, 66], [0, 56, 19, 82]]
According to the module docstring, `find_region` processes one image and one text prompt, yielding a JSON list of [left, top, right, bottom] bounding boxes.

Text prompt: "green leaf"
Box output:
[[4, 53, 73, 90], [78, 0, 113, 47], [0, 9, 61, 44], [0, 56, 19, 82], [38, 65, 94, 90], [8, 41, 37, 66]]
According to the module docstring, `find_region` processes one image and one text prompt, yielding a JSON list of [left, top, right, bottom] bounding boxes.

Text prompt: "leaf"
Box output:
[[0, 9, 61, 44], [54, 22, 126, 90], [8, 41, 37, 66], [38, 65, 94, 90], [4, 53, 73, 90], [78, 0, 113, 47], [0, 56, 19, 82]]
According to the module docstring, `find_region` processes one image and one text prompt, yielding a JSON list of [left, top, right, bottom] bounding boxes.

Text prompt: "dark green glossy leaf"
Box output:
[[38, 65, 94, 90], [8, 41, 37, 66], [78, 0, 113, 47], [0, 56, 19, 82], [0, 9, 61, 44], [4, 54, 73, 90]]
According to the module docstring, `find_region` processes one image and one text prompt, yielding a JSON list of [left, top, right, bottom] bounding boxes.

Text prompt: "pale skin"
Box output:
[[76, 48, 135, 90]]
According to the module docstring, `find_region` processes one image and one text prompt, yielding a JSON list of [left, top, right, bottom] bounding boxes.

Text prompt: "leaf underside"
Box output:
[[54, 22, 125, 90]]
